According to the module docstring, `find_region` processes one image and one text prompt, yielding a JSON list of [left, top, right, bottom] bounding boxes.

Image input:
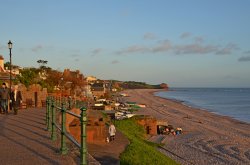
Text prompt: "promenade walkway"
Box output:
[[0, 108, 77, 165], [0, 108, 129, 165], [88, 130, 129, 165]]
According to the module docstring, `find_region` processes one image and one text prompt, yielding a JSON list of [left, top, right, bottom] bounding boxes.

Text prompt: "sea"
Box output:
[[155, 88, 250, 123]]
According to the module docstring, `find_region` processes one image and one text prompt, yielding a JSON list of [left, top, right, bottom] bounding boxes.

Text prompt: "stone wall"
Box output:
[[66, 108, 108, 144], [136, 116, 158, 135], [19, 84, 47, 108]]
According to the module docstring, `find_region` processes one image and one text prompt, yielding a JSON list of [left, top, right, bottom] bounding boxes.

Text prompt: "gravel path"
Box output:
[[0, 108, 77, 165]]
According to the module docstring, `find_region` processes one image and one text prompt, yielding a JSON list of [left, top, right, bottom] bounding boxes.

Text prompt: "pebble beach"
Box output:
[[124, 89, 250, 165]]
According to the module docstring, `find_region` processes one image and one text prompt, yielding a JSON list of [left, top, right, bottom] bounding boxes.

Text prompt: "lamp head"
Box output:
[[8, 40, 13, 49]]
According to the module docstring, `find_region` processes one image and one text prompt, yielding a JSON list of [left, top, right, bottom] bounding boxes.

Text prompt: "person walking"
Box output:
[[109, 123, 116, 141], [0, 83, 10, 114], [10, 85, 22, 115]]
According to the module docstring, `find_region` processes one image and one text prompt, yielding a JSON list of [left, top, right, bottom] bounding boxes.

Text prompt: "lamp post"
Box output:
[[60, 77, 64, 97], [8, 40, 12, 93], [60, 77, 64, 105]]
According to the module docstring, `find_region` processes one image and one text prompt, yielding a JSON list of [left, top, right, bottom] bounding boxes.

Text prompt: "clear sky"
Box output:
[[0, 0, 250, 87]]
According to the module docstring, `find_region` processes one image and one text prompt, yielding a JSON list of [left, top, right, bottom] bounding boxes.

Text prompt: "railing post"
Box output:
[[76, 100, 80, 108], [80, 106, 88, 165], [55, 97, 58, 107], [46, 97, 49, 126], [51, 99, 57, 141], [56, 97, 59, 107], [47, 97, 52, 132], [60, 102, 68, 155], [59, 97, 62, 107], [68, 97, 72, 109]]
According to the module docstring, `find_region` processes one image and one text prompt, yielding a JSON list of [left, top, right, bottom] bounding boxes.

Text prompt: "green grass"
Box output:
[[115, 118, 178, 165]]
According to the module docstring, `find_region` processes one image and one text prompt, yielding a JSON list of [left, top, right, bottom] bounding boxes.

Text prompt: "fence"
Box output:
[[46, 96, 87, 165]]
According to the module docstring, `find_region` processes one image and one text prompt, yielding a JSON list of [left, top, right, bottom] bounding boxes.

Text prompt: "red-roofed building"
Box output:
[[0, 55, 5, 72], [0, 55, 17, 83]]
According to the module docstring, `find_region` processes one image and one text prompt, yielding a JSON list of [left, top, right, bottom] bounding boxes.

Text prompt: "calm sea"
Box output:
[[155, 88, 250, 123]]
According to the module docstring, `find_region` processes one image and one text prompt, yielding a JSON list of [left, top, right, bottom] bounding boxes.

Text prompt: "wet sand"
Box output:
[[123, 89, 250, 165]]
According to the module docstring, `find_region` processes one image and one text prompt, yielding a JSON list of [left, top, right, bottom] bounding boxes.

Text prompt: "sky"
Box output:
[[0, 0, 250, 87]]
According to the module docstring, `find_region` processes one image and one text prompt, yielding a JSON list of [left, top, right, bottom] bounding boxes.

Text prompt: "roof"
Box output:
[[0, 72, 16, 80], [91, 83, 104, 88]]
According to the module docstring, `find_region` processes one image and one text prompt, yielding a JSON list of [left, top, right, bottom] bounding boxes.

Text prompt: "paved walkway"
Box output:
[[88, 130, 130, 165], [0, 108, 130, 165], [0, 108, 77, 165]]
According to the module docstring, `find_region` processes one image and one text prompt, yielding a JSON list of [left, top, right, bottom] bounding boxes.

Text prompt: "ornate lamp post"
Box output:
[[8, 40, 12, 92]]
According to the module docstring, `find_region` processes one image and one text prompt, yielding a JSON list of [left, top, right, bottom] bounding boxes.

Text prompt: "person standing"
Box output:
[[109, 123, 116, 141], [10, 85, 22, 115], [0, 83, 10, 114]]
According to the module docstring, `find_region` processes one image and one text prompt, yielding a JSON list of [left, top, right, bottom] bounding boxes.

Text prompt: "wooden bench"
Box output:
[[26, 99, 34, 108], [41, 100, 46, 107]]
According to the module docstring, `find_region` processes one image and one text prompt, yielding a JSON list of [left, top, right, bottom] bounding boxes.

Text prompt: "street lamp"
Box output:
[[8, 40, 12, 92], [60, 77, 64, 99]]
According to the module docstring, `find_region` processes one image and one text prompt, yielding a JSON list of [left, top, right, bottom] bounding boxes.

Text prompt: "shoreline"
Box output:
[[153, 89, 250, 125], [123, 89, 250, 165]]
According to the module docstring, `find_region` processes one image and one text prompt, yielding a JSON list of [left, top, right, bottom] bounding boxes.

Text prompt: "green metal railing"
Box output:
[[46, 96, 88, 165]]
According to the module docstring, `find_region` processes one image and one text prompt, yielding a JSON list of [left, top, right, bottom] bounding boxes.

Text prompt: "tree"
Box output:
[[37, 60, 48, 67], [37, 59, 50, 71], [42, 70, 62, 92], [61, 70, 86, 96], [4, 62, 10, 69], [16, 68, 39, 87], [4, 62, 19, 70]]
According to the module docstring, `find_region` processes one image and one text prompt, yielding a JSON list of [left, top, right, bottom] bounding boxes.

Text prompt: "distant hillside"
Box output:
[[119, 81, 168, 89]]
